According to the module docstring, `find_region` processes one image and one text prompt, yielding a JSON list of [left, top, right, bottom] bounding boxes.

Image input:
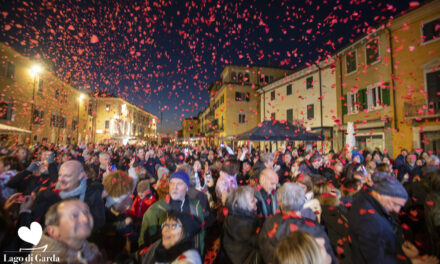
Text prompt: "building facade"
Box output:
[[93, 96, 157, 144], [208, 65, 293, 145], [390, 0, 440, 155], [336, 27, 396, 156], [0, 43, 157, 145], [258, 57, 338, 152]]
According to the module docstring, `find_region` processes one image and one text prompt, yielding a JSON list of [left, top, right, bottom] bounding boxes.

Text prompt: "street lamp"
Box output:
[[29, 64, 42, 143], [77, 94, 85, 144]]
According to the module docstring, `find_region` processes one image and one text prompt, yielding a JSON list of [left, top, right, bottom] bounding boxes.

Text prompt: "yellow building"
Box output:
[[181, 117, 199, 138], [210, 65, 293, 145], [336, 27, 396, 155], [390, 0, 440, 155], [0, 42, 91, 145], [93, 96, 157, 144], [258, 57, 338, 152]]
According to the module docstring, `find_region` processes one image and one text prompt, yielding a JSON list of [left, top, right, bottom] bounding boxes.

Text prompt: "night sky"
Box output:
[[0, 0, 421, 134]]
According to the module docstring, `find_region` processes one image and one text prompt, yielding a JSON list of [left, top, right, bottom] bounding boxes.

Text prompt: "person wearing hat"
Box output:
[[139, 170, 205, 255], [348, 172, 439, 264], [141, 211, 202, 264]]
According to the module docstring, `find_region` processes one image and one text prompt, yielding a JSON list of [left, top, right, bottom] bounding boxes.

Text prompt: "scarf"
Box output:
[[59, 178, 87, 201], [154, 240, 193, 262]]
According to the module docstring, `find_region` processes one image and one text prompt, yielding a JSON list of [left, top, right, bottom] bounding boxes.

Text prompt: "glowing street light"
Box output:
[[29, 64, 42, 78], [29, 64, 43, 143]]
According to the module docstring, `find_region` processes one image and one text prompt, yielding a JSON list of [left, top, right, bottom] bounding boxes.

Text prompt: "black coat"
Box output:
[[321, 205, 351, 264], [258, 213, 337, 264], [348, 190, 410, 264], [6, 162, 59, 194], [222, 208, 262, 264]]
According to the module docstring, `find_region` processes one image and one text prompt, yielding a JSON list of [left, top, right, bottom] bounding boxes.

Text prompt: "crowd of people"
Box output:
[[0, 141, 439, 264]]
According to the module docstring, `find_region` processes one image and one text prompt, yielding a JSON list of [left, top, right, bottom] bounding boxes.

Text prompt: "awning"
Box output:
[[0, 123, 32, 134]]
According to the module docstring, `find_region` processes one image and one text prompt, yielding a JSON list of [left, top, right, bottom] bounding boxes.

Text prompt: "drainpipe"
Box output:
[[385, 27, 398, 131], [339, 55, 345, 149], [314, 62, 324, 135]]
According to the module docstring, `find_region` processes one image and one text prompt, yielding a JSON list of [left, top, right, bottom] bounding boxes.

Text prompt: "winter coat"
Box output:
[[258, 213, 337, 264], [126, 194, 158, 219], [298, 160, 320, 177], [425, 191, 440, 257], [254, 188, 279, 218], [348, 190, 410, 264], [139, 196, 205, 254], [24, 234, 103, 264], [277, 163, 291, 184], [321, 205, 351, 263], [141, 240, 202, 264], [6, 162, 58, 194], [222, 208, 262, 264]]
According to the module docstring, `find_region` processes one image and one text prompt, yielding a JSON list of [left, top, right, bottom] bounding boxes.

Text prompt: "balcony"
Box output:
[[207, 119, 224, 133], [404, 99, 440, 121]]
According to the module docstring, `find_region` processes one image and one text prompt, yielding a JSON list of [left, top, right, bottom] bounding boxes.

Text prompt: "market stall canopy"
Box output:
[[0, 123, 32, 134], [235, 120, 323, 141]]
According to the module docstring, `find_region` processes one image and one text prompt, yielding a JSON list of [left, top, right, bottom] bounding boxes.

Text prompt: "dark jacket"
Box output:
[[222, 208, 262, 264], [348, 190, 410, 264], [321, 205, 351, 264], [258, 213, 337, 264], [254, 188, 279, 218], [6, 162, 59, 194], [425, 191, 440, 257], [277, 163, 292, 184]]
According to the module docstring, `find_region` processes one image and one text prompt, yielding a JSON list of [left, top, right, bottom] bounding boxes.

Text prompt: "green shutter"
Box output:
[[358, 89, 367, 110], [342, 94, 348, 115], [382, 88, 390, 106]]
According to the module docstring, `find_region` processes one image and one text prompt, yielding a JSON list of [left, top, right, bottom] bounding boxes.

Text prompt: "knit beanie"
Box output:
[[169, 170, 190, 187], [371, 171, 408, 199]]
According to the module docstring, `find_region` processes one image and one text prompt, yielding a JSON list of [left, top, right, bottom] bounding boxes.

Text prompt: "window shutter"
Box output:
[[343, 94, 348, 115], [382, 88, 390, 106], [358, 89, 367, 110], [426, 71, 439, 110]]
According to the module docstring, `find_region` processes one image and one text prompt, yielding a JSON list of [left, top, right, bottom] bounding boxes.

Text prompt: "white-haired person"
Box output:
[[258, 182, 337, 264]]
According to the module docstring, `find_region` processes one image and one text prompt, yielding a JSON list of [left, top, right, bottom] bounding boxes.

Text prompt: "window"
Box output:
[[270, 112, 276, 120], [367, 86, 383, 110], [307, 104, 314, 119], [244, 73, 250, 83], [105, 120, 110, 129], [59, 116, 66, 128], [271, 91, 276, 100], [231, 71, 237, 82], [0, 101, 14, 121], [346, 51, 357, 74], [286, 84, 292, 95], [88, 101, 93, 116], [306, 77, 313, 89], [220, 95, 224, 104], [106, 104, 110, 111], [238, 113, 246, 124], [133, 124, 136, 135], [54, 88, 60, 99], [366, 38, 379, 65], [426, 69, 440, 111], [5, 61, 15, 79], [238, 72, 244, 82], [50, 115, 58, 127], [347, 92, 358, 114], [37, 78, 44, 93], [235, 92, 250, 102], [260, 75, 274, 84], [422, 18, 440, 43], [286, 109, 293, 123], [32, 109, 44, 125], [72, 119, 78, 130]]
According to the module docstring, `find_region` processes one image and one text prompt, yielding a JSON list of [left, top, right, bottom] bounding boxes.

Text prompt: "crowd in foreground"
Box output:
[[0, 141, 438, 264]]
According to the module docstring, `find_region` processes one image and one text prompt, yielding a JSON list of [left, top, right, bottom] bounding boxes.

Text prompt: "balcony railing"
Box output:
[[404, 99, 440, 120]]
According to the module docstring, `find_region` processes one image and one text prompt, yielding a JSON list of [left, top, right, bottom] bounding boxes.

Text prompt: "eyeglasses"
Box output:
[[161, 223, 182, 230]]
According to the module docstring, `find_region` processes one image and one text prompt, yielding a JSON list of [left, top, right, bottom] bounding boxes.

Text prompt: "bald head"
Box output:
[[260, 168, 279, 194], [58, 160, 85, 192]]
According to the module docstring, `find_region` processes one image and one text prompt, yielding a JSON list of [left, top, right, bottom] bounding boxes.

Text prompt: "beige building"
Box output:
[[0, 42, 157, 145], [181, 116, 199, 138], [335, 27, 396, 155], [390, 0, 440, 155], [0, 42, 91, 145], [93, 96, 157, 144], [258, 57, 338, 152], [208, 65, 293, 145]]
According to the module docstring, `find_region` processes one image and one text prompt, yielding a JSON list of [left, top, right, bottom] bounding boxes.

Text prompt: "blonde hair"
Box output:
[[313, 182, 340, 207], [273, 231, 323, 264]]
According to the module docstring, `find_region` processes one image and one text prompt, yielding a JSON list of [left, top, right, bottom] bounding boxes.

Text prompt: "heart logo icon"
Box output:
[[18, 222, 43, 246]]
